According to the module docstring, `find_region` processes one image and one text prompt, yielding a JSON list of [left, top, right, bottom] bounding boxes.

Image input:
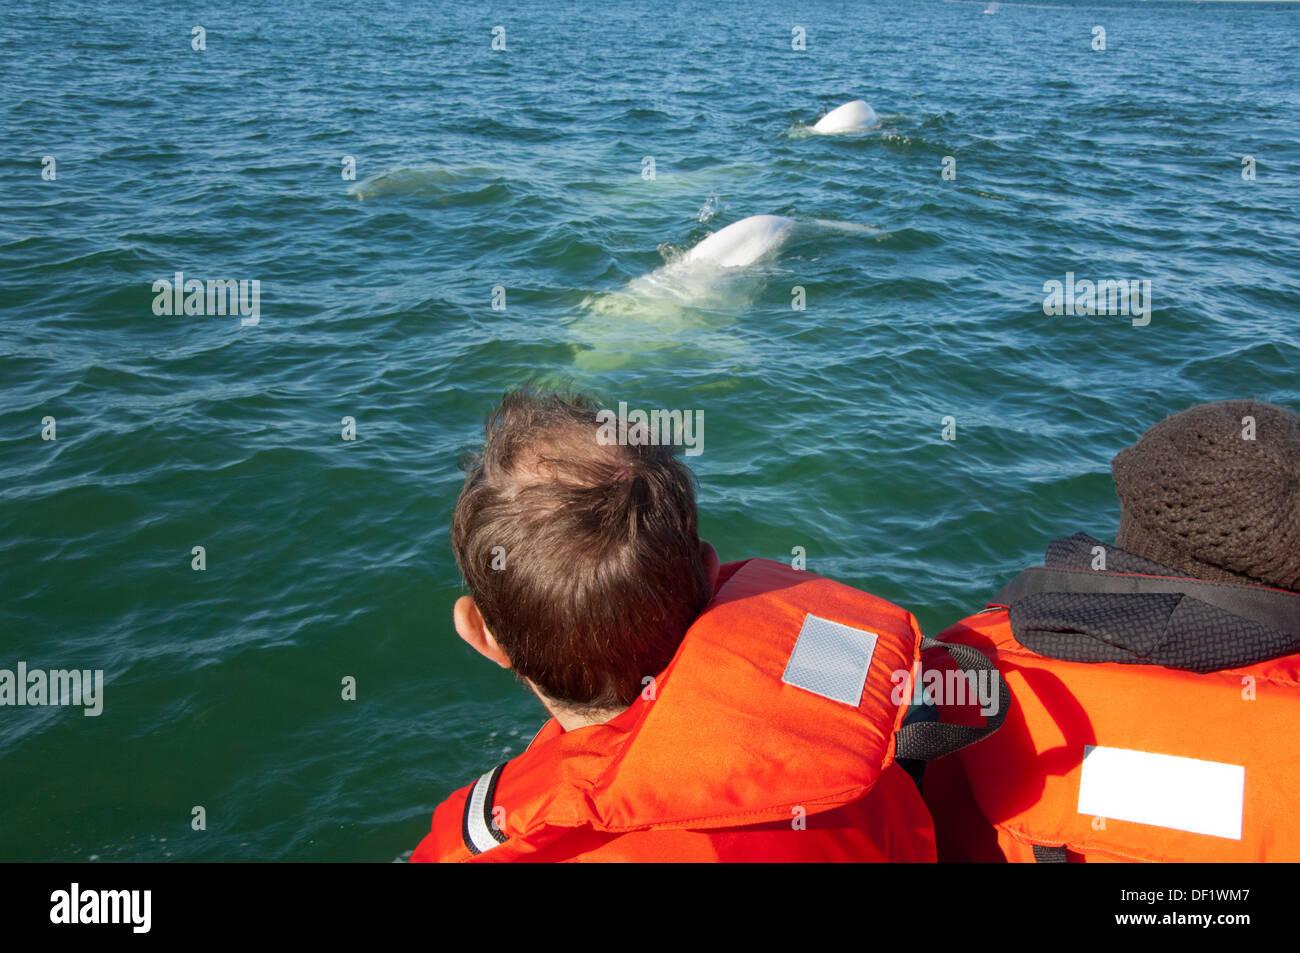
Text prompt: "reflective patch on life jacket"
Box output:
[[462, 764, 510, 855], [781, 613, 879, 706], [1077, 745, 1245, 841]]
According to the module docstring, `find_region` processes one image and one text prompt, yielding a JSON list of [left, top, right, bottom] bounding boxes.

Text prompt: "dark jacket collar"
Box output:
[[1001, 534, 1300, 673]]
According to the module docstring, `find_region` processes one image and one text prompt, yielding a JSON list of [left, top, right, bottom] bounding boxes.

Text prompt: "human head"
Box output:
[[1111, 399, 1300, 592], [450, 388, 717, 717]]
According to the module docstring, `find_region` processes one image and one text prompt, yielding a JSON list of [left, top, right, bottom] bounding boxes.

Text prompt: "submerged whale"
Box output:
[[812, 99, 879, 134]]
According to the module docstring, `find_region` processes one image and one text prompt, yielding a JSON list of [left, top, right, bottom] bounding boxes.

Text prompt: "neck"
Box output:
[[531, 684, 627, 731], [551, 701, 628, 732]]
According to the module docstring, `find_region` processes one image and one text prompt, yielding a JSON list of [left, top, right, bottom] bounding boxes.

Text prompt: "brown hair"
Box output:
[[451, 388, 712, 712]]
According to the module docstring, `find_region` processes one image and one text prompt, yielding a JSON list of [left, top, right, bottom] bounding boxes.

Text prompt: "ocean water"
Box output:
[[1, 0, 1297, 861]]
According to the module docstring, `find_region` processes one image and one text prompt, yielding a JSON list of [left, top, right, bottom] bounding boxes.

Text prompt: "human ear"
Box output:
[[453, 596, 512, 669], [700, 540, 720, 591]]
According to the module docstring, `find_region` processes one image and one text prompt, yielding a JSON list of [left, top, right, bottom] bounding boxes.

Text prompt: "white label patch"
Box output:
[[1077, 745, 1245, 841], [781, 614, 878, 706]]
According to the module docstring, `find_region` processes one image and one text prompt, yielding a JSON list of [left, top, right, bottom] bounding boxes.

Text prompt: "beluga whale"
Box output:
[[569, 214, 800, 368], [812, 99, 879, 134], [568, 213, 876, 372], [587, 212, 798, 314], [682, 214, 797, 268]]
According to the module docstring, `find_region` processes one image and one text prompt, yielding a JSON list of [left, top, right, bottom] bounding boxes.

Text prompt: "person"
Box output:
[[922, 400, 1300, 862], [410, 388, 1000, 862]]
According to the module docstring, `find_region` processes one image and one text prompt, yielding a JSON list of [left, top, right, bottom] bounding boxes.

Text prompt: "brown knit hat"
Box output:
[[1112, 400, 1300, 592]]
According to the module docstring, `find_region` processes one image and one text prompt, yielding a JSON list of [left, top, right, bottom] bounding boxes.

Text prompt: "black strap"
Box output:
[[1032, 844, 1068, 863], [894, 637, 1010, 761], [994, 566, 1300, 634], [461, 763, 510, 855]]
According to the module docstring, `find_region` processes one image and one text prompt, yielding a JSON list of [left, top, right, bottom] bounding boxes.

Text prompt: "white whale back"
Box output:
[[683, 214, 797, 268], [812, 99, 879, 134], [574, 214, 798, 351]]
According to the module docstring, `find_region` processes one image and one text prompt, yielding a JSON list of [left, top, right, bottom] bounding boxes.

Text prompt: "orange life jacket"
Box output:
[[411, 558, 1002, 863], [924, 566, 1300, 863]]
